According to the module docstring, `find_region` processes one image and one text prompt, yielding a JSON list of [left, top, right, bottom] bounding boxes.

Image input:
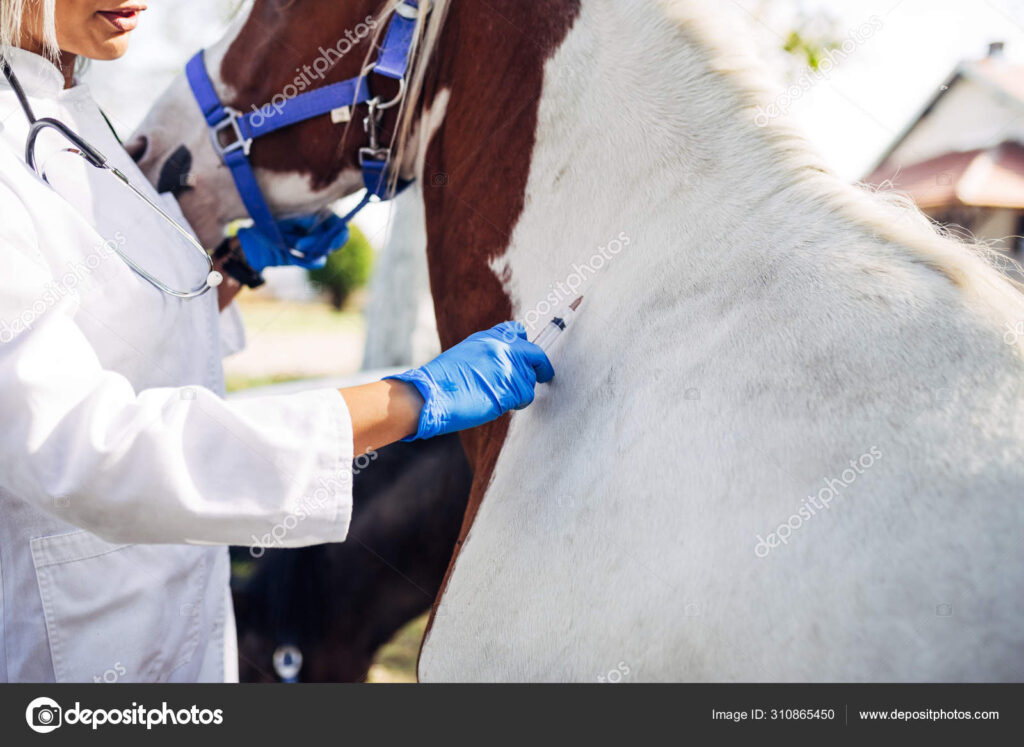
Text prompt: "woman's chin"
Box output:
[[86, 37, 132, 61]]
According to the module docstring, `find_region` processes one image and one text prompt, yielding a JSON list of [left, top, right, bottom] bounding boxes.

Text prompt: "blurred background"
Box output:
[[81, 0, 1024, 681]]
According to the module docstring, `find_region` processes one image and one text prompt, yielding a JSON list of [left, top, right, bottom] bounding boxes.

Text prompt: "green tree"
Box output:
[[308, 224, 374, 310], [783, 26, 843, 71], [748, 0, 844, 75]]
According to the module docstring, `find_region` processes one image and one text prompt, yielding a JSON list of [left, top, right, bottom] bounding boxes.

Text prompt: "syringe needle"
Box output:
[[531, 296, 583, 351]]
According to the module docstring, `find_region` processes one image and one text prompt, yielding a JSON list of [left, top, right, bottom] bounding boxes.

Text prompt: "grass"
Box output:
[[224, 373, 308, 393], [223, 294, 367, 381], [234, 296, 364, 335], [367, 614, 429, 683]]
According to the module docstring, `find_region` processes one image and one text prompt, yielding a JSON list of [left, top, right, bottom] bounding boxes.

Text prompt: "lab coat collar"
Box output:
[[1, 47, 68, 99]]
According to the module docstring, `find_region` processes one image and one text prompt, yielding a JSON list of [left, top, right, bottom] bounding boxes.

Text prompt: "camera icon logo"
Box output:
[[25, 697, 62, 734]]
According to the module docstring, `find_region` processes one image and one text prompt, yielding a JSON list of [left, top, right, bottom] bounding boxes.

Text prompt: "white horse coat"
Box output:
[[417, 1, 1024, 681]]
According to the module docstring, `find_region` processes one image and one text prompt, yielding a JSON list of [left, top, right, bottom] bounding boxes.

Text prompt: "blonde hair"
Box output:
[[1, 0, 58, 60]]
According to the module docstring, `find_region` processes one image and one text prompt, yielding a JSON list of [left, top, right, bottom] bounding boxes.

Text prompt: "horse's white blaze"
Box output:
[[129, 13, 249, 248], [419, 0, 1024, 681]]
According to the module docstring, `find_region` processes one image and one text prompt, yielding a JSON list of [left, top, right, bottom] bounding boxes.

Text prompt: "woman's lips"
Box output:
[[96, 7, 145, 33]]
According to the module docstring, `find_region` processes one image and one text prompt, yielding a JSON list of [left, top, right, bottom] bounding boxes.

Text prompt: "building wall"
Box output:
[[889, 75, 1024, 167], [972, 208, 1022, 253]]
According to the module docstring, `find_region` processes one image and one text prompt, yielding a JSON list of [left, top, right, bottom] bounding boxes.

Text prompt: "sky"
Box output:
[[81, 0, 1024, 243], [730, 0, 1024, 178]]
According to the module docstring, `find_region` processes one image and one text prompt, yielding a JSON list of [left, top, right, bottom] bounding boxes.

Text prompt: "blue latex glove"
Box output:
[[386, 321, 555, 440], [236, 213, 350, 272]]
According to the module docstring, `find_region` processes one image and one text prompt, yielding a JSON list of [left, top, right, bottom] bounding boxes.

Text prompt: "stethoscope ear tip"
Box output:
[[207, 271, 224, 288]]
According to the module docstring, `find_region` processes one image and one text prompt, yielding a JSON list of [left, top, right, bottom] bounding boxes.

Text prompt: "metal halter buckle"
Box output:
[[362, 97, 384, 152], [359, 146, 391, 165], [394, 1, 423, 19], [360, 64, 408, 111], [210, 107, 252, 159]]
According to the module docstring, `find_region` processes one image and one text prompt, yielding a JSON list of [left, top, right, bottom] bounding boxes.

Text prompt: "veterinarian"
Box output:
[[0, 0, 552, 682]]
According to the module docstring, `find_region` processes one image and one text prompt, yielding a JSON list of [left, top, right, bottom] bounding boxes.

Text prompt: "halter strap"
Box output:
[[374, 1, 420, 80], [185, 0, 423, 250]]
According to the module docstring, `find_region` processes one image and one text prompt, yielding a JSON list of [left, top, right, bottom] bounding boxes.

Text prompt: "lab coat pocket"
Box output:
[[31, 530, 208, 683]]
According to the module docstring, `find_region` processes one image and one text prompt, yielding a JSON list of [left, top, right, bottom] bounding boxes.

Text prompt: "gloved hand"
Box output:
[[236, 213, 350, 273], [386, 321, 555, 440]]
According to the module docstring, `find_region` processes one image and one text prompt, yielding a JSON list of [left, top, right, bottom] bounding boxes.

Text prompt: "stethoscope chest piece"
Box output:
[[272, 644, 303, 683]]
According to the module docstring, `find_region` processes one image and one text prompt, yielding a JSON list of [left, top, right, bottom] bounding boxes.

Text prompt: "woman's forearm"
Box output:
[[341, 320, 555, 454], [340, 379, 424, 455]]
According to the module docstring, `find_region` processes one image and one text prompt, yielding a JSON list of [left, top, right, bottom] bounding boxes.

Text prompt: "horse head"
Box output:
[[130, 0, 424, 249], [131, 0, 581, 334]]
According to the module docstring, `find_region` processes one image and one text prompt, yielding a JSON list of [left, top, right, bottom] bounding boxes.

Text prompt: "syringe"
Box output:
[[531, 296, 583, 351]]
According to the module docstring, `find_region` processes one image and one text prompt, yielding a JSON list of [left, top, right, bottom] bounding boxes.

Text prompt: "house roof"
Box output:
[[863, 141, 1024, 211], [867, 57, 1024, 175], [970, 56, 1024, 103]]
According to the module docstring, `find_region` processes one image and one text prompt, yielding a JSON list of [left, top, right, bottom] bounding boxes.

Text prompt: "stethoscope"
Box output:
[[1, 58, 222, 299]]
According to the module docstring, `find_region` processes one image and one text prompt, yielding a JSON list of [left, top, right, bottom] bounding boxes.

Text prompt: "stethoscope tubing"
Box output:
[[2, 57, 222, 299]]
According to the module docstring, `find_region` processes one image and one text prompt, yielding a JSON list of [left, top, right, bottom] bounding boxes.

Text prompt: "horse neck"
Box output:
[[418, 0, 1024, 506], [421, 1, 847, 341], [415, 1, 1024, 644]]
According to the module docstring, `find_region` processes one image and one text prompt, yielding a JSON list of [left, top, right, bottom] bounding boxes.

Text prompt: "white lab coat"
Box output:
[[0, 49, 355, 682]]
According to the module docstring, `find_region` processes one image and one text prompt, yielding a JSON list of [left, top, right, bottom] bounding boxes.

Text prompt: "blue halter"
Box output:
[[185, 0, 422, 249]]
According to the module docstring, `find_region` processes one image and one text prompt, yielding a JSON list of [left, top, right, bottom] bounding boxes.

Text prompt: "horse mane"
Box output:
[[659, 0, 1024, 347], [363, 0, 452, 194]]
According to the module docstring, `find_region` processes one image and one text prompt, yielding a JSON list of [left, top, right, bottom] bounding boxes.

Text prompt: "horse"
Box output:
[[130, 0, 1024, 681]]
